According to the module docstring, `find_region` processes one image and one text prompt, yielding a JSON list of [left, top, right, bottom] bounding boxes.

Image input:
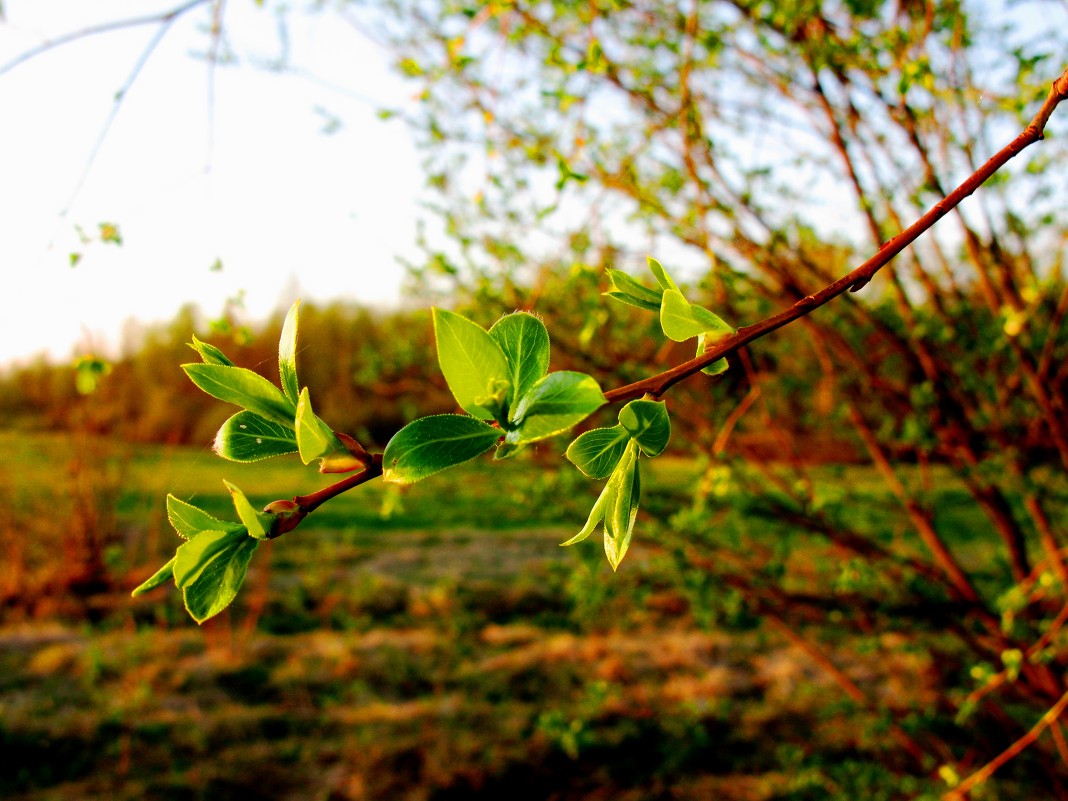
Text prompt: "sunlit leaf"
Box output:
[[489, 312, 550, 409], [188, 335, 235, 366], [433, 308, 511, 419], [182, 363, 296, 428], [173, 528, 259, 624], [278, 300, 300, 402], [618, 399, 671, 457], [225, 481, 273, 540], [166, 494, 242, 540], [507, 371, 605, 445], [566, 425, 629, 478], [130, 557, 175, 597], [382, 414, 500, 484], [295, 387, 344, 465], [214, 411, 298, 462]]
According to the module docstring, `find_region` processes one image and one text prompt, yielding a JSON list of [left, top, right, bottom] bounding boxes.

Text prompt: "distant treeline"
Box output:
[[3, 269, 1066, 464]]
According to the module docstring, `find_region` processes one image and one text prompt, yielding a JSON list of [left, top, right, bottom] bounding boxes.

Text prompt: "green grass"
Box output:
[[4, 431, 1059, 800]]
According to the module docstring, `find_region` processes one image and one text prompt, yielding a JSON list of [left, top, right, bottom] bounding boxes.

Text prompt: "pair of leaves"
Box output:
[[606, 258, 735, 375], [562, 441, 642, 571], [186, 301, 353, 469], [132, 485, 284, 624], [561, 400, 670, 570], [565, 399, 670, 479], [382, 310, 605, 484]]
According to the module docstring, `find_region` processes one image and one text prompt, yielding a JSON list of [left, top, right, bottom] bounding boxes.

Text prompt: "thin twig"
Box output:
[[945, 687, 1068, 799], [0, 0, 210, 77], [603, 65, 1068, 405]]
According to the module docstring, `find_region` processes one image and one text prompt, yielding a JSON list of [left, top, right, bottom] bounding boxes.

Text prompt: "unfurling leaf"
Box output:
[[214, 411, 298, 462], [507, 371, 605, 445], [433, 308, 511, 419], [225, 481, 275, 540], [295, 387, 345, 465], [166, 494, 243, 540], [278, 300, 301, 402], [131, 557, 176, 597], [659, 289, 732, 342], [182, 363, 296, 428], [566, 425, 629, 479], [647, 257, 680, 292], [382, 414, 500, 484], [604, 442, 641, 570], [188, 335, 235, 366], [489, 311, 550, 408], [618, 399, 671, 457], [697, 332, 730, 376], [173, 528, 259, 624], [604, 268, 663, 312]]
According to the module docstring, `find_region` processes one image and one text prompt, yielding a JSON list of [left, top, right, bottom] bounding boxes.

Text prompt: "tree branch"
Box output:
[[603, 65, 1068, 405]]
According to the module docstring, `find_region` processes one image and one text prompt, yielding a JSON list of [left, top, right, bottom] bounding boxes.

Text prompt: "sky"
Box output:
[[0, 1, 423, 367]]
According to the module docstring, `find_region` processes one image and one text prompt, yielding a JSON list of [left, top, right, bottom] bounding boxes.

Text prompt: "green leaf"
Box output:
[[659, 289, 733, 342], [131, 557, 176, 597], [295, 387, 344, 465], [433, 308, 511, 419], [507, 372, 605, 446], [697, 332, 730, 376], [566, 425, 629, 479], [213, 411, 298, 462], [278, 300, 300, 402], [173, 528, 259, 624], [188, 335, 234, 366], [560, 480, 611, 546], [604, 442, 641, 571], [166, 494, 242, 540], [647, 257, 680, 292], [605, 269, 663, 312], [489, 312, 550, 409], [382, 414, 500, 484], [224, 481, 274, 540], [618, 400, 671, 457], [182, 363, 297, 428]]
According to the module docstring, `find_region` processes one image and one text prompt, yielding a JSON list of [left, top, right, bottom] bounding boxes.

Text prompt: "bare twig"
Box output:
[[946, 687, 1068, 799], [603, 65, 1068, 405]]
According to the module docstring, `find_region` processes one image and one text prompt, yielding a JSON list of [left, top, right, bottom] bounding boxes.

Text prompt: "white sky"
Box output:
[[0, 1, 422, 367]]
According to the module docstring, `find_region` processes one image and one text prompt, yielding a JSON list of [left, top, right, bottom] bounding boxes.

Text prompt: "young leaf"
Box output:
[[604, 442, 641, 571], [566, 425, 629, 479], [173, 528, 259, 624], [214, 411, 298, 462], [225, 481, 275, 540], [131, 557, 176, 597], [382, 414, 500, 484], [182, 363, 297, 428], [166, 494, 243, 540], [489, 312, 550, 408], [189, 335, 234, 366], [295, 387, 344, 465], [432, 308, 511, 419], [278, 300, 300, 402], [696, 332, 730, 376], [560, 480, 612, 546], [618, 399, 671, 457], [659, 289, 734, 343], [647, 257, 680, 292], [507, 371, 605, 446], [604, 269, 663, 312]]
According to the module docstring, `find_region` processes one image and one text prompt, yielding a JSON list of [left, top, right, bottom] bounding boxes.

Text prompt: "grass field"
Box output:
[[0, 430, 1035, 800]]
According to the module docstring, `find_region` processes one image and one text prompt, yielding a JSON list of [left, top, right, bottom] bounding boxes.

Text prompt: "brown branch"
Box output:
[[603, 65, 1068, 406], [946, 686, 1068, 800]]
